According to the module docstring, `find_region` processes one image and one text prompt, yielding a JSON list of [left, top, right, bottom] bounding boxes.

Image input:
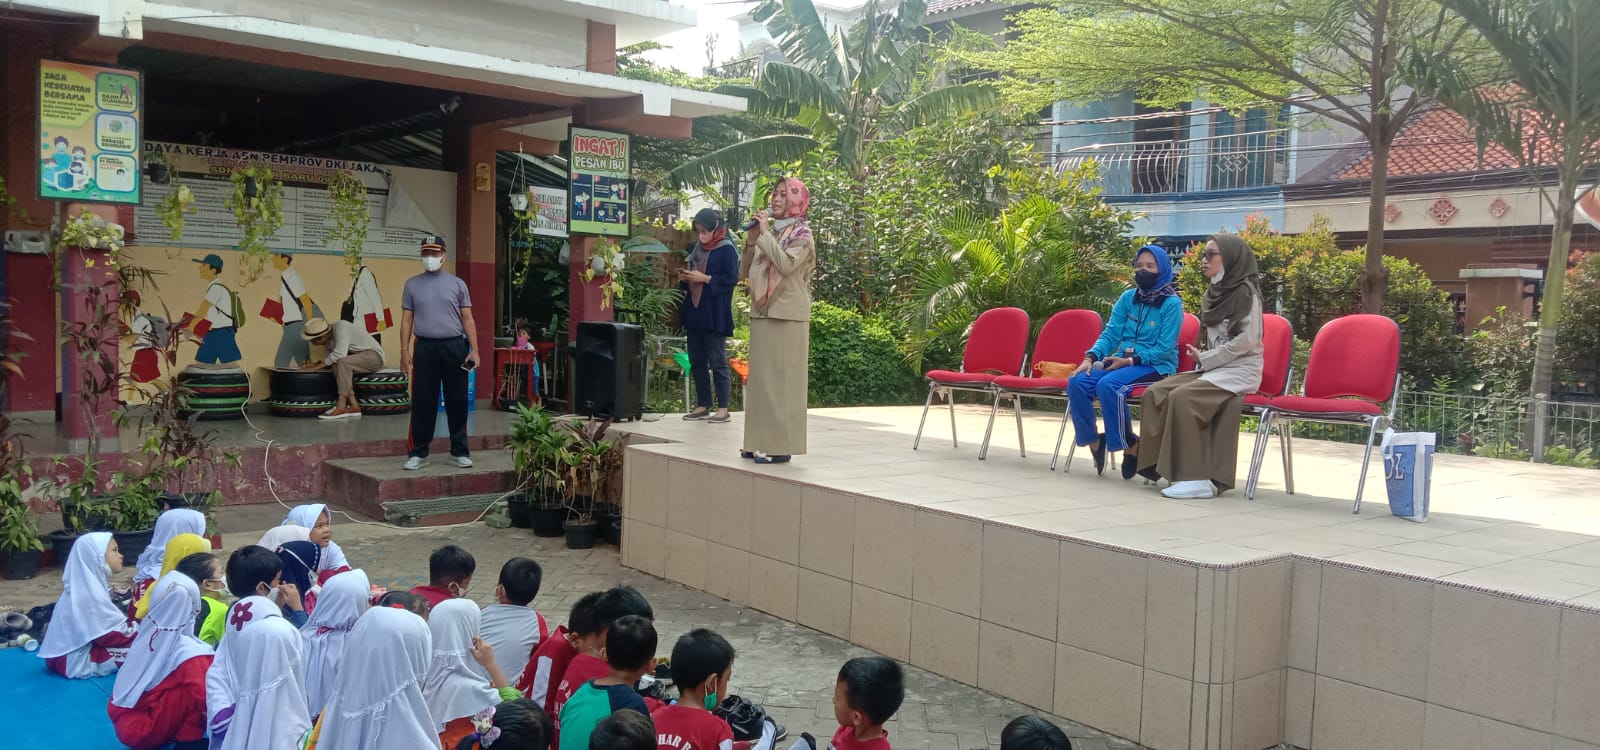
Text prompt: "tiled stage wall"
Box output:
[[620, 447, 1600, 750]]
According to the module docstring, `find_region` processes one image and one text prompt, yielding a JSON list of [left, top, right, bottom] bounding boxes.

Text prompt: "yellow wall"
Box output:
[[120, 246, 452, 402]]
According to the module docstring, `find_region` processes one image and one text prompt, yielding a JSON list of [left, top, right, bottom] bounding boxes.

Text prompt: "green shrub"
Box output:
[[1557, 251, 1600, 398], [1177, 213, 1316, 316], [1465, 308, 1536, 397], [808, 302, 923, 406]]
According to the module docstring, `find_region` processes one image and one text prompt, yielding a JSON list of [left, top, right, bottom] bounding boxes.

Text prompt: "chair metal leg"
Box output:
[[1064, 441, 1077, 472], [948, 390, 959, 448], [913, 387, 935, 450], [1013, 395, 1027, 458], [1281, 421, 1295, 495], [1245, 412, 1272, 500], [1051, 406, 1070, 470], [979, 391, 1001, 460], [1353, 417, 1381, 514]]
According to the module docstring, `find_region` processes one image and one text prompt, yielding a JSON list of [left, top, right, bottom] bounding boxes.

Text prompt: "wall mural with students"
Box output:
[[116, 146, 458, 403]]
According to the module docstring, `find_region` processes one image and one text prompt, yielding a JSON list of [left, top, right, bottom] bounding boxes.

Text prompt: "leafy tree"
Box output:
[[1175, 214, 1326, 315], [1556, 252, 1600, 398], [1404, 0, 1600, 416], [964, 0, 1493, 314], [904, 170, 1137, 367], [668, 0, 998, 185]]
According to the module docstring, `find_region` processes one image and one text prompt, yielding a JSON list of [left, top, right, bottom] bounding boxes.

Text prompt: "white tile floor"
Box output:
[[617, 404, 1600, 605]]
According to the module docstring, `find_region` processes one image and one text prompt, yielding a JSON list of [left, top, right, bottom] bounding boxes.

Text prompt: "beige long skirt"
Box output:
[[1136, 372, 1247, 490], [743, 317, 809, 456]]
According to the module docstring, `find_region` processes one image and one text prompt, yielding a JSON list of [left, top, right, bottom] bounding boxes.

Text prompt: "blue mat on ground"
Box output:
[[0, 648, 124, 747]]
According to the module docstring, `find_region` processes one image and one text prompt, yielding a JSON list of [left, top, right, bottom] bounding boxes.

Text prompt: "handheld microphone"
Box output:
[[743, 218, 759, 230]]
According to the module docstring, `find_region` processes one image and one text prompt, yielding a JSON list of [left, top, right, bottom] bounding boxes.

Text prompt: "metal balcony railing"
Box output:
[[1051, 128, 1291, 196]]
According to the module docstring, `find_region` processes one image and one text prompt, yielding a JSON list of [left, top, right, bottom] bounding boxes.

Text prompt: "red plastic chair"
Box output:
[[913, 307, 1031, 451], [979, 309, 1103, 460], [1242, 314, 1294, 500], [1245, 314, 1401, 512], [1062, 312, 1200, 471]]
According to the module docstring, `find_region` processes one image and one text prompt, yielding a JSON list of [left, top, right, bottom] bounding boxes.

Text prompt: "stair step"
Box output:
[[323, 451, 518, 523], [381, 492, 506, 527]]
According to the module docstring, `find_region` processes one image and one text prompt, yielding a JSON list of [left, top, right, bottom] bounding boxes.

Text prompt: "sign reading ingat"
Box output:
[[567, 126, 631, 237]]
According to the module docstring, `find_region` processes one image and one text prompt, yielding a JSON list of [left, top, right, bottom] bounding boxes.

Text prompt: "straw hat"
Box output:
[[301, 318, 333, 340]]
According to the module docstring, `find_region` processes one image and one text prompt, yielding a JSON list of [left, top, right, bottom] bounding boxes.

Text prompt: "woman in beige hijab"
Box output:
[[738, 177, 817, 463]]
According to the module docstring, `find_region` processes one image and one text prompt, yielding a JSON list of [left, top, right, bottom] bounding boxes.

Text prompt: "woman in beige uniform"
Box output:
[[1136, 234, 1264, 498], [738, 176, 817, 464]]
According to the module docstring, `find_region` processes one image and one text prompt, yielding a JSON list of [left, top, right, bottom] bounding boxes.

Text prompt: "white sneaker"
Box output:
[[402, 457, 426, 470], [452, 455, 474, 468], [1161, 480, 1216, 499]]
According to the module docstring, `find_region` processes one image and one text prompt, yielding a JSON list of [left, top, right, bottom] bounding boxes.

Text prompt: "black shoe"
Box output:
[[740, 450, 755, 459], [1090, 434, 1107, 476], [715, 695, 778, 742], [753, 454, 791, 464], [1121, 438, 1140, 480]]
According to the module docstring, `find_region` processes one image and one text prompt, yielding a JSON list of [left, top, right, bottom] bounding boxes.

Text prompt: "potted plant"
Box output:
[[510, 406, 572, 537], [560, 419, 616, 549], [0, 347, 43, 579]]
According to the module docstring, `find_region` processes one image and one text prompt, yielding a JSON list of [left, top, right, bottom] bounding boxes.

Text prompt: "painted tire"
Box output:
[[182, 395, 250, 411], [181, 383, 251, 398], [356, 394, 411, 416], [269, 395, 337, 418], [353, 369, 409, 398], [269, 370, 337, 398], [177, 367, 249, 387]]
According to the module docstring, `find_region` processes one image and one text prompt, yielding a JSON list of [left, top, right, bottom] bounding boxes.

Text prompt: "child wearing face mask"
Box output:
[[174, 552, 228, 646], [650, 629, 778, 750], [411, 544, 477, 608], [223, 545, 308, 628]]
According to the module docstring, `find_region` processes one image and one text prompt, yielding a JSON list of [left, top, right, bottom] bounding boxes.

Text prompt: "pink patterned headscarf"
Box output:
[[777, 177, 810, 218]]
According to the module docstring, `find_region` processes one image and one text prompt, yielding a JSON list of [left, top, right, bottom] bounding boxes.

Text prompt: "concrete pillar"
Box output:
[[586, 22, 617, 75], [1460, 264, 1543, 330], [59, 240, 120, 445], [565, 234, 613, 344], [443, 116, 499, 358]]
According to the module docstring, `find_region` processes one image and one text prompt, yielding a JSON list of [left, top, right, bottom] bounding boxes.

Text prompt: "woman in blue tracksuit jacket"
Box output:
[[1068, 244, 1183, 478]]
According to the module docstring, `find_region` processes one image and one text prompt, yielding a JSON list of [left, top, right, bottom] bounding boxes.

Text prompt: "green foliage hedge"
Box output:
[[807, 302, 923, 406]]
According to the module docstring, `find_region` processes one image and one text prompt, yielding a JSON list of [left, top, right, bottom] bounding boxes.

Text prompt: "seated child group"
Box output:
[[34, 505, 1077, 750]]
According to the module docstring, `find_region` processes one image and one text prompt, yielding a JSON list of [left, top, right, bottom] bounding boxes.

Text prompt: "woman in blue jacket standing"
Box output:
[[1068, 244, 1183, 478], [679, 207, 740, 423]]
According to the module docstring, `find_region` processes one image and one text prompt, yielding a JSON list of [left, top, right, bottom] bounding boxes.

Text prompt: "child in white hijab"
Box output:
[[426, 598, 521, 746], [301, 569, 371, 719], [307, 607, 437, 750], [213, 610, 311, 750], [40, 532, 138, 678], [109, 571, 215, 750], [280, 504, 352, 578]]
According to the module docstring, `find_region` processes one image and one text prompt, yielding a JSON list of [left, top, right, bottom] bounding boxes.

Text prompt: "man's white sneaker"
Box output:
[[452, 455, 474, 468], [1161, 479, 1216, 499], [402, 457, 426, 470]]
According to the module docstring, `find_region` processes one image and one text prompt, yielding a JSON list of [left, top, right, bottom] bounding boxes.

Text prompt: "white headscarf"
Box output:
[[257, 524, 311, 551], [316, 607, 438, 750], [39, 532, 128, 660], [134, 509, 207, 585], [302, 569, 371, 717], [206, 595, 281, 729], [112, 571, 213, 708], [423, 598, 500, 727], [217, 614, 310, 750], [276, 505, 351, 572]]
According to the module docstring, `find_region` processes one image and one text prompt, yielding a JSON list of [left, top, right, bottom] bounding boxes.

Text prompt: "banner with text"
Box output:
[[38, 60, 142, 204], [133, 142, 438, 258], [530, 186, 568, 238], [567, 126, 630, 237]]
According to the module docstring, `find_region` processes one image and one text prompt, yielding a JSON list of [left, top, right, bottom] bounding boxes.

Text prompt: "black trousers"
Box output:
[[687, 328, 731, 409], [408, 336, 471, 458]]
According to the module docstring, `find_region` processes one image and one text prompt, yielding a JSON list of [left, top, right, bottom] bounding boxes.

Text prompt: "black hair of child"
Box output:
[[498, 557, 543, 606], [225, 545, 283, 598], [454, 698, 553, 750], [568, 591, 606, 636], [429, 545, 476, 585], [669, 629, 736, 691], [377, 591, 432, 618], [175, 552, 217, 588], [605, 614, 657, 672], [838, 656, 905, 727], [588, 710, 655, 750], [999, 716, 1073, 750], [594, 586, 653, 630]]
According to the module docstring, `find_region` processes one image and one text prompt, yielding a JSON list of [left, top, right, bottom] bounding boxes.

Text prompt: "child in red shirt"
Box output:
[[825, 657, 904, 750], [652, 628, 778, 750], [409, 544, 475, 609], [550, 586, 655, 726], [998, 716, 1073, 750], [519, 592, 602, 710]]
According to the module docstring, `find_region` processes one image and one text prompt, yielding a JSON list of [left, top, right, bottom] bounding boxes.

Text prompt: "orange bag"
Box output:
[[1033, 361, 1078, 379]]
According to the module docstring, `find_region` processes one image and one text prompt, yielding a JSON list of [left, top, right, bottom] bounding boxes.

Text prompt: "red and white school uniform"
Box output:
[[652, 704, 737, 750], [828, 727, 891, 750], [108, 572, 215, 750], [40, 532, 137, 678], [518, 623, 575, 710]]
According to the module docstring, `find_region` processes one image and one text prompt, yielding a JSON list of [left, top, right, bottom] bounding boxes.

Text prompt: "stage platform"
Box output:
[[612, 405, 1600, 750]]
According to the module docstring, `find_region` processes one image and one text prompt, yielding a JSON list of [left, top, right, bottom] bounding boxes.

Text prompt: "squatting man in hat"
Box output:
[[299, 316, 384, 420]]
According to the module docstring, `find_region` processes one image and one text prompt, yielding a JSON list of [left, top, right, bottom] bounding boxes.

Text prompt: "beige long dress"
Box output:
[[740, 221, 816, 456], [1137, 293, 1264, 490]]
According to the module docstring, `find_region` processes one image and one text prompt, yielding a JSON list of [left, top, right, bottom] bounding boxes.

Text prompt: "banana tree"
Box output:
[[1404, 0, 1600, 425], [668, 0, 998, 185]]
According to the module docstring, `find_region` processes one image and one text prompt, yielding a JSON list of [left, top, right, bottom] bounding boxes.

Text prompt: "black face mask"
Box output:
[[1134, 269, 1160, 290]]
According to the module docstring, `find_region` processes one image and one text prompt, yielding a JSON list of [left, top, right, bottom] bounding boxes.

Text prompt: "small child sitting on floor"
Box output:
[[999, 716, 1073, 750], [823, 656, 904, 750], [558, 614, 656, 750], [411, 544, 476, 608]]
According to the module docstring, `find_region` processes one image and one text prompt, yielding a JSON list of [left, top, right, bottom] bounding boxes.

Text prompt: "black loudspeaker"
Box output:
[[574, 321, 645, 420]]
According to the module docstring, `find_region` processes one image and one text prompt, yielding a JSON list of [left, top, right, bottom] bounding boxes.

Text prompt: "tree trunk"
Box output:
[[1360, 117, 1392, 314], [1529, 179, 1577, 417]]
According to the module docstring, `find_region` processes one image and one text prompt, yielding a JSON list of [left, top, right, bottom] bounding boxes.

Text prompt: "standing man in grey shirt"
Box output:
[[401, 235, 482, 469]]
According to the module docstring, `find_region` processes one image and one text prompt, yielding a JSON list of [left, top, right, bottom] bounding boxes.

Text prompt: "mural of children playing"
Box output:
[[125, 290, 165, 384], [183, 254, 242, 368], [341, 263, 391, 343], [267, 251, 321, 367]]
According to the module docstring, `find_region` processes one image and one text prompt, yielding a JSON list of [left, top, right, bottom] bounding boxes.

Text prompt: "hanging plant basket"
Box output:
[[327, 170, 370, 276], [225, 167, 285, 285]]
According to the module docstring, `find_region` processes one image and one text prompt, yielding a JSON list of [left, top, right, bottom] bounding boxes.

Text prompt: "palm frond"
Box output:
[[759, 62, 849, 115], [888, 82, 1000, 131], [667, 134, 820, 187]]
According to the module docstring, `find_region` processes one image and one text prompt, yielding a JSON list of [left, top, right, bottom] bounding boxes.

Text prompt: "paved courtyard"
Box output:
[[0, 506, 1153, 750]]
